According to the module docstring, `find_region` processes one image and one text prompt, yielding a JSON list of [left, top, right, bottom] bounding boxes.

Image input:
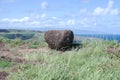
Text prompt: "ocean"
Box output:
[[76, 34, 120, 42]]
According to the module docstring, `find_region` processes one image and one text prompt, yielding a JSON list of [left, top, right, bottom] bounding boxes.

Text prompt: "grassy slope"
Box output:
[[7, 41, 120, 80], [0, 30, 120, 80]]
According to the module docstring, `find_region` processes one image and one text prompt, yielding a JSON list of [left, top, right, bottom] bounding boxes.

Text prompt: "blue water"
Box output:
[[76, 34, 120, 42]]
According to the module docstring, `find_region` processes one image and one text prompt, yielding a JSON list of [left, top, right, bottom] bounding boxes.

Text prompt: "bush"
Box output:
[[28, 44, 38, 49], [0, 37, 11, 43], [10, 38, 25, 47], [28, 40, 46, 49]]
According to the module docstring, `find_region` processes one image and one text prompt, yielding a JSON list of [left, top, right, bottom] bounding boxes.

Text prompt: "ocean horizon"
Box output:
[[76, 34, 120, 42]]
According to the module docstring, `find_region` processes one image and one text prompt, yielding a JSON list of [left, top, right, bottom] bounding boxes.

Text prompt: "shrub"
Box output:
[[28, 44, 38, 49], [10, 38, 25, 47]]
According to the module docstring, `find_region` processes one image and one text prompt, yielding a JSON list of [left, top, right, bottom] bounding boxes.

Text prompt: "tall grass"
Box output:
[[7, 40, 120, 80]]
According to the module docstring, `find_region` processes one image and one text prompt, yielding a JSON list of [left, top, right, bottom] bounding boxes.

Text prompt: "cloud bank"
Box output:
[[93, 0, 119, 16]]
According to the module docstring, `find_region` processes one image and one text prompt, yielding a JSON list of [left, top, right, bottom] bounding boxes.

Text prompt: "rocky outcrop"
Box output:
[[44, 30, 74, 50]]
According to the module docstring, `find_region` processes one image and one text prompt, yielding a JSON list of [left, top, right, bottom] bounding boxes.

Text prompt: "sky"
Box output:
[[0, 0, 120, 34]]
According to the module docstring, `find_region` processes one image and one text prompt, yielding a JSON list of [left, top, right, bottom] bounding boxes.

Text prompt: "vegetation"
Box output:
[[0, 58, 14, 68], [0, 30, 120, 80], [0, 30, 46, 48]]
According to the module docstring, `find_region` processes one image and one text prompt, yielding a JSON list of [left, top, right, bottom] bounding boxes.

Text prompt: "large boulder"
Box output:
[[44, 30, 74, 50]]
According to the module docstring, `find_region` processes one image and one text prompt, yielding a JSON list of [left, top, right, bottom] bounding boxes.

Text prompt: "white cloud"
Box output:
[[52, 17, 57, 19], [93, 7, 104, 15], [1, 18, 8, 22], [41, 1, 48, 10], [1, 15, 51, 27], [108, 0, 113, 8], [33, 14, 46, 20], [93, 0, 119, 16], [93, 22, 97, 26], [110, 8, 119, 15], [30, 21, 40, 26], [2, 17, 30, 23], [19, 17, 30, 22], [67, 19, 75, 25], [41, 13, 46, 18], [1, 15, 95, 28]]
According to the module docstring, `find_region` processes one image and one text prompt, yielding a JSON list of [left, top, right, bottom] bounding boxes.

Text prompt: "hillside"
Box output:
[[0, 29, 120, 80]]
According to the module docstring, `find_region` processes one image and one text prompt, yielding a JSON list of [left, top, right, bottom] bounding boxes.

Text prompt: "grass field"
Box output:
[[0, 30, 120, 80]]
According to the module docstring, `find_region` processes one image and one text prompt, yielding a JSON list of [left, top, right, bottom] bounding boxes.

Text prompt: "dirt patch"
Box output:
[[0, 71, 9, 80], [10, 60, 43, 73], [0, 42, 10, 51], [0, 51, 14, 61], [17, 47, 50, 54], [105, 47, 120, 58], [0, 46, 51, 67], [0, 51, 26, 63], [105, 47, 120, 54], [0, 47, 50, 64]]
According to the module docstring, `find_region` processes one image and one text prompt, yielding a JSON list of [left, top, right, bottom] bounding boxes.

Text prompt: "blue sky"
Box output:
[[0, 0, 120, 34]]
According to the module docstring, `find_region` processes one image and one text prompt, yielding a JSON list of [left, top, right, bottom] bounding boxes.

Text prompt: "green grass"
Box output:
[[0, 58, 14, 68], [0, 32, 46, 48], [1, 30, 120, 80], [6, 40, 120, 80]]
